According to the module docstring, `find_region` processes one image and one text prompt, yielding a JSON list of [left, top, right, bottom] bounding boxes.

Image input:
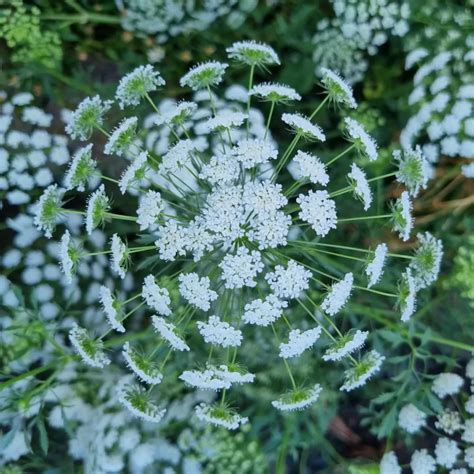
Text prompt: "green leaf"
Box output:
[[372, 391, 396, 405], [377, 404, 398, 439]]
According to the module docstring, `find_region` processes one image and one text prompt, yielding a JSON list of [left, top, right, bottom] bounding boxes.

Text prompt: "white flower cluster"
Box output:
[[312, 0, 410, 84], [386, 357, 474, 473], [34, 43, 440, 429], [401, 10, 474, 177], [116, 0, 257, 45]]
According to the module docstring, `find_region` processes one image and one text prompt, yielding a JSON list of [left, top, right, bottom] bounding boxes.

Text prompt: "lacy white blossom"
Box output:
[[227, 40, 280, 66], [322, 330, 368, 361], [265, 260, 311, 300], [219, 247, 264, 289], [111, 234, 128, 279], [34, 184, 63, 238], [104, 116, 138, 156], [154, 101, 197, 126], [250, 83, 301, 102], [122, 342, 163, 385], [320, 67, 357, 108], [340, 350, 385, 391], [292, 150, 329, 186], [100, 285, 125, 332], [348, 163, 372, 210], [272, 384, 322, 411], [178, 273, 217, 312], [206, 111, 246, 131], [85, 184, 109, 235], [399, 267, 417, 322], [69, 323, 111, 368], [195, 403, 248, 430], [119, 151, 148, 194], [159, 139, 196, 175], [199, 151, 240, 185], [116, 65, 165, 109], [380, 451, 401, 474], [212, 365, 255, 385], [180, 61, 228, 90], [321, 273, 353, 316], [154, 221, 188, 261], [410, 449, 436, 474], [432, 373, 464, 399], [142, 275, 171, 316], [59, 230, 74, 284], [435, 410, 462, 435], [197, 315, 243, 348], [243, 295, 287, 326], [118, 383, 166, 423], [394, 146, 429, 197], [151, 316, 189, 351], [297, 190, 337, 236], [64, 144, 95, 191], [136, 190, 164, 230], [282, 113, 326, 141], [66, 95, 112, 140], [392, 191, 413, 242], [398, 403, 427, 434], [410, 232, 443, 290], [279, 327, 322, 359], [179, 368, 230, 391], [233, 138, 278, 169], [344, 117, 378, 161], [366, 243, 388, 288]]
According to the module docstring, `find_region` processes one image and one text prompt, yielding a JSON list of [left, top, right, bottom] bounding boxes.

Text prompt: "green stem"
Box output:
[[246, 64, 255, 138], [326, 143, 355, 166], [105, 212, 137, 222], [309, 95, 329, 120], [338, 214, 392, 223], [42, 12, 122, 25], [264, 100, 275, 140]]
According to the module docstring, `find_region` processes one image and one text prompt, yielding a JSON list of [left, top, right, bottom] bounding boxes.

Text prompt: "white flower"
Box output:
[[195, 403, 248, 430], [136, 190, 164, 230], [466, 446, 474, 468], [282, 113, 326, 141], [197, 315, 242, 348], [154, 221, 188, 261], [410, 449, 436, 474], [243, 181, 287, 215], [211, 365, 255, 385], [321, 273, 353, 316], [85, 184, 109, 235], [242, 295, 287, 326], [399, 268, 417, 322], [380, 451, 401, 474], [155, 101, 197, 126], [116, 65, 165, 109], [122, 342, 163, 385], [100, 285, 125, 332], [340, 350, 385, 392], [104, 117, 138, 156], [118, 383, 166, 423], [199, 151, 240, 185], [265, 260, 311, 300], [180, 368, 230, 391], [398, 403, 427, 434], [64, 144, 95, 191], [394, 146, 429, 197], [409, 232, 443, 289], [119, 151, 148, 194], [233, 138, 278, 169], [250, 83, 301, 102], [111, 234, 128, 279], [435, 410, 462, 435], [297, 190, 337, 237], [392, 191, 413, 242], [320, 68, 357, 108], [366, 243, 388, 288], [272, 384, 322, 411], [466, 395, 474, 415], [159, 139, 196, 174], [151, 316, 189, 351], [344, 117, 378, 161], [292, 150, 329, 186], [206, 111, 246, 131], [247, 210, 291, 250], [322, 330, 369, 361], [180, 61, 228, 90], [69, 323, 110, 368], [59, 230, 74, 284], [279, 327, 322, 359], [142, 275, 171, 316], [178, 273, 217, 311], [432, 373, 464, 398], [66, 96, 112, 140], [219, 247, 264, 289], [34, 184, 64, 238], [226, 40, 280, 66], [348, 163, 372, 210]]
